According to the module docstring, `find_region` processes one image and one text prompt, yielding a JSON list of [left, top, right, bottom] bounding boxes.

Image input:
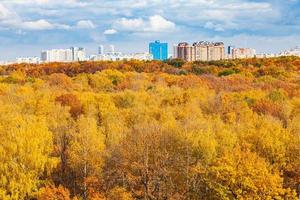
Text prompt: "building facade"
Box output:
[[177, 42, 195, 62], [228, 45, 235, 56], [175, 41, 225, 62], [209, 42, 225, 61], [193, 42, 209, 61], [231, 48, 256, 59], [71, 47, 86, 61], [41, 47, 85, 62], [149, 40, 168, 61], [109, 45, 115, 53], [98, 45, 104, 55], [16, 57, 40, 64], [280, 46, 300, 57], [91, 52, 153, 61]]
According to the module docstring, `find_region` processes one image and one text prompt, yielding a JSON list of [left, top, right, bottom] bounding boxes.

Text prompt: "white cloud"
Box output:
[[55, 23, 71, 30], [112, 15, 175, 33], [76, 20, 95, 29], [21, 19, 70, 30], [0, 0, 281, 33], [146, 15, 175, 32], [6, 0, 88, 7], [0, 3, 20, 27], [0, 3, 14, 19], [103, 28, 117, 35], [0, 3, 70, 30], [22, 19, 54, 30], [113, 18, 145, 31], [222, 2, 271, 10]]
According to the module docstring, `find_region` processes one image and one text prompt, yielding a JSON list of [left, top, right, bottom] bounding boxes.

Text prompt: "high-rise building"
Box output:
[[280, 46, 300, 57], [228, 45, 235, 56], [91, 52, 153, 61], [173, 44, 178, 59], [193, 41, 209, 61], [77, 48, 86, 61], [41, 51, 48, 62], [41, 49, 67, 62], [41, 47, 85, 62], [209, 42, 225, 61], [175, 41, 225, 62], [98, 45, 104, 55], [149, 40, 168, 61], [232, 48, 256, 59], [65, 49, 73, 62], [71, 47, 86, 61], [16, 57, 40, 64], [109, 45, 115, 53], [177, 42, 195, 62]]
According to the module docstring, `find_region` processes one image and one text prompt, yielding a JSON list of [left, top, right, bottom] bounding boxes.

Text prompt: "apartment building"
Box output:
[[231, 48, 256, 59], [149, 40, 168, 61], [41, 47, 86, 62], [175, 41, 225, 62]]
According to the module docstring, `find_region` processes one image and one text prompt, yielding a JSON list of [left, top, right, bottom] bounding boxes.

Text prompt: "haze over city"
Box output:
[[0, 0, 300, 60]]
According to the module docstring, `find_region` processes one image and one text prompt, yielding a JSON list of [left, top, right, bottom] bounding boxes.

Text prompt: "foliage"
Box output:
[[38, 185, 72, 200], [0, 57, 299, 199], [107, 187, 133, 200], [165, 58, 185, 68], [56, 93, 84, 119]]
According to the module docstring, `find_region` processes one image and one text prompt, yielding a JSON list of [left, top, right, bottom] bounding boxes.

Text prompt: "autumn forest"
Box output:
[[0, 57, 299, 199]]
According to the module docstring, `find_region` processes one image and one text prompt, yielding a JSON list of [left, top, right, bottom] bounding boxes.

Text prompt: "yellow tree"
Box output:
[[197, 147, 297, 199], [0, 106, 56, 199], [38, 185, 71, 200], [68, 116, 105, 199], [107, 187, 133, 200]]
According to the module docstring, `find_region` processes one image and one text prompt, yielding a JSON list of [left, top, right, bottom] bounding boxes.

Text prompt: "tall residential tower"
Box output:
[[175, 41, 225, 62], [41, 47, 85, 62], [149, 40, 168, 61], [98, 45, 104, 55]]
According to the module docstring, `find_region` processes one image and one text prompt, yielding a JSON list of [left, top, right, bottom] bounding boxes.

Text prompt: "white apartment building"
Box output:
[[130, 53, 153, 61], [91, 52, 153, 61], [231, 48, 256, 59], [280, 46, 300, 57], [71, 47, 86, 61], [98, 45, 104, 55], [41, 47, 86, 62], [0, 61, 15, 66], [255, 53, 276, 58], [16, 57, 40, 64], [173, 44, 178, 59], [109, 45, 115, 53]]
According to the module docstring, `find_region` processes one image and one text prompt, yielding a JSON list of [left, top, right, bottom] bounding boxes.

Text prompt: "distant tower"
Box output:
[[98, 45, 104, 55], [109, 45, 115, 53], [228, 45, 235, 55], [173, 44, 178, 58], [71, 46, 86, 61]]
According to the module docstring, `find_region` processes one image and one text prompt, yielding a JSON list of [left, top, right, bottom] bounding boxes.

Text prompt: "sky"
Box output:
[[0, 0, 300, 60]]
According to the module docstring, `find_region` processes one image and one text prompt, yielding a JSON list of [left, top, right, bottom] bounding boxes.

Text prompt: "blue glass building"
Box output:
[[149, 40, 168, 61]]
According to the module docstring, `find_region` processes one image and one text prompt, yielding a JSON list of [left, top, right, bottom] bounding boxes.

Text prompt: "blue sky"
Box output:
[[0, 0, 299, 60]]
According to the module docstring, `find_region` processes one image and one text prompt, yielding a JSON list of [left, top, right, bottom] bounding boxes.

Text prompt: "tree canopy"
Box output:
[[0, 57, 299, 199]]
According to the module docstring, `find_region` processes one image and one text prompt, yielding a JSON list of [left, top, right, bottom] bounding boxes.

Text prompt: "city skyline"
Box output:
[[0, 0, 299, 60], [2, 42, 299, 62], [4, 42, 299, 65]]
